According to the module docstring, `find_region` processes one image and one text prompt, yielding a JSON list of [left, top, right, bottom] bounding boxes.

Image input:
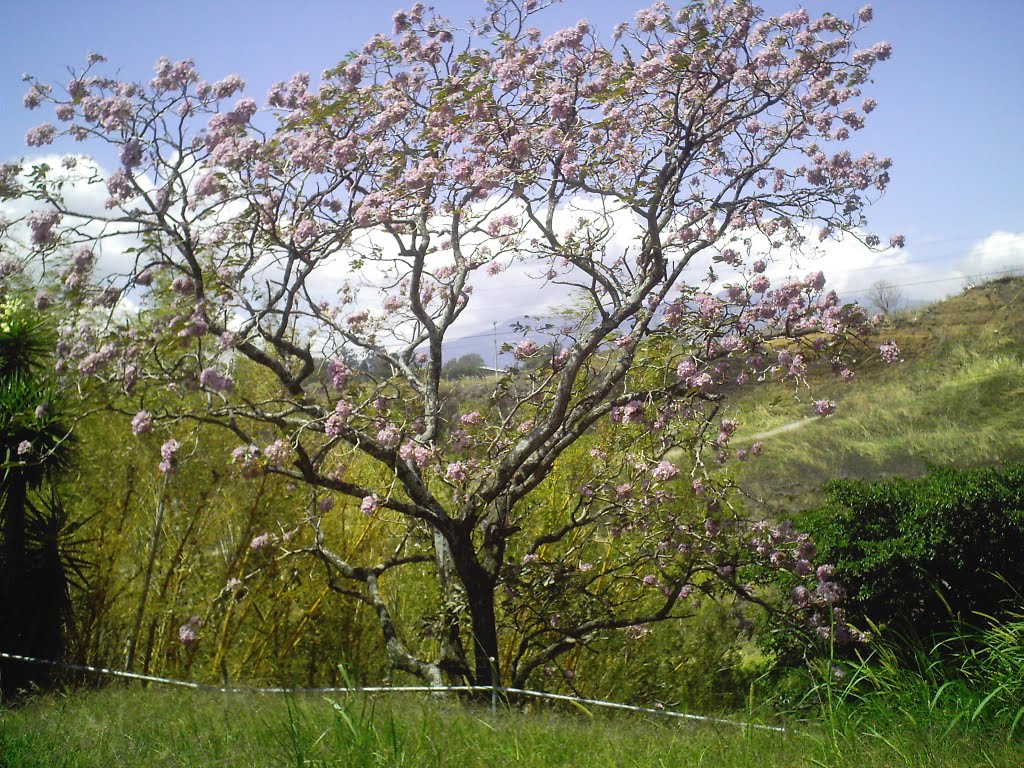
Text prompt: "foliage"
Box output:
[[442, 353, 488, 380], [794, 464, 1024, 638], [4, 0, 901, 689], [0, 296, 80, 697], [53, 404, 390, 687], [789, 612, 1024, 742]]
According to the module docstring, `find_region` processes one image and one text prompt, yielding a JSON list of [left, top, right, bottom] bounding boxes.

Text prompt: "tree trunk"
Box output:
[[465, 579, 500, 689], [446, 523, 502, 689], [432, 528, 471, 681]]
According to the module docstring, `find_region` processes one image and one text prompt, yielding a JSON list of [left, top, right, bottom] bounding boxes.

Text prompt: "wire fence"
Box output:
[[0, 651, 786, 733]]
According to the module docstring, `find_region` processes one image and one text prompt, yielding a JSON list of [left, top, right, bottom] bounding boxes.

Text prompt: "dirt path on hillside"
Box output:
[[748, 417, 815, 440]]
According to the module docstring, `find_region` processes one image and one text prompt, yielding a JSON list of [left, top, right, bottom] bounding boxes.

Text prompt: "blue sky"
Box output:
[[2, 0, 1022, 310]]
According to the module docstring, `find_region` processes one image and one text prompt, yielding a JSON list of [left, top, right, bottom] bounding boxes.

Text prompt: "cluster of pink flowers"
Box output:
[[198, 367, 234, 394], [178, 615, 203, 646], [376, 424, 401, 448], [651, 461, 680, 482], [813, 399, 837, 417], [445, 461, 468, 484], [27, 209, 61, 246], [263, 439, 291, 466], [131, 411, 152, 435], [399, 440, 433, 467], [513, 339, 539, 360], [879, 339, 901, 362], [159, 439, 180, 474]]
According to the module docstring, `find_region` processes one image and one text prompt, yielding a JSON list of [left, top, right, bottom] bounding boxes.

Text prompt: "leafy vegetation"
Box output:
[[794, 463, 1024, 638], [1, 298, 80, 696]]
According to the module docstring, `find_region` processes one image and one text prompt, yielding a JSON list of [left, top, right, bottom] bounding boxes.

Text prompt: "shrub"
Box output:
[[796, 464, 1024, 638]]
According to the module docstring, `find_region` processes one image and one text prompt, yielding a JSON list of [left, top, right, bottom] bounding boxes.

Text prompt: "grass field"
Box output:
[[2, 685, 1022, 768]]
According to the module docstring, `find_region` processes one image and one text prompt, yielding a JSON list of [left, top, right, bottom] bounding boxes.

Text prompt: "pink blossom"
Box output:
[[399, 441, 432, 467], [750, 275, 770, 293], [178, 619, 200, 646], [159, 438, 180, 474], [360, 495, 379, 516], [293, 219, 318, 245], [889, 233, 905, 248], [675, 359, 697, 380], [804, 271, 826, 291], [778, 9, 810, 28], [194, 172, 223, 198], [879, 339, 901, 362], [27, 209, 61, 246], [651, 461, 680, 482], [377, 425, 401, 447], [695, 293, 720, 318], [120, 140, 143, 169], [23, 83, 50, 109], [446, 461, 468, 484], [211, 74, 246, 99], [26, 124, 57, 147], [199, 367, 234, 394], [514, 339, 539, 360], [250, 533, 271, 551], [326, 360, 350, 391], [263, 439, 290, 465], [460, 411, 483, 426], [131, 411, 152, 435], [813, 399, 836, 417], [232, 444, 263, 479], [871, 41, 893, 61]]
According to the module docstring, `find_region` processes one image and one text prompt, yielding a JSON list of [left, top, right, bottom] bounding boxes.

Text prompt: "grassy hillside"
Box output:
[[731, 275, 1024, 511]]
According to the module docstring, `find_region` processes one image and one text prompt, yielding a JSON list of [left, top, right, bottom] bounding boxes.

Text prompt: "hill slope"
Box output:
[[730, 275, 1024, 511]]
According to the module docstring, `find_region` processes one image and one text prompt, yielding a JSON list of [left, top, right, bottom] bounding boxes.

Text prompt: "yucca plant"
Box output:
[[1, 296, 79, 698]]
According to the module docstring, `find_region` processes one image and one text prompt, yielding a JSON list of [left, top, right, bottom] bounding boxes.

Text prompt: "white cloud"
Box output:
[[957, 231, 1024, 280]]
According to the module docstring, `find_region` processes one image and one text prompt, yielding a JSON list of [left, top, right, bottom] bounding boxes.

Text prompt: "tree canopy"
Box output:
[[1, 0, 900, 688]]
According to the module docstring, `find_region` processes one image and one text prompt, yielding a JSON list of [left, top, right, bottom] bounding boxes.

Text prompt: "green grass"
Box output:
[[2, 685, 1022, 767], [731, 277, 1024, 509]]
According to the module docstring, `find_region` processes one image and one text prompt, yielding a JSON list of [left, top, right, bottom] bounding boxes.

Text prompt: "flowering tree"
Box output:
[[3, 0, 900, 688]]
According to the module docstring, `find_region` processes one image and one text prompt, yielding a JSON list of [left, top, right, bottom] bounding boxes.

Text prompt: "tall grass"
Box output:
[[3, 660, 1022, 768], [780, 612, 1024, 748]]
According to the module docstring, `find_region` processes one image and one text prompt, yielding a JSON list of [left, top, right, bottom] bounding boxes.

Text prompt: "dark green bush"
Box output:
[[796, 463, 1024, 638]]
